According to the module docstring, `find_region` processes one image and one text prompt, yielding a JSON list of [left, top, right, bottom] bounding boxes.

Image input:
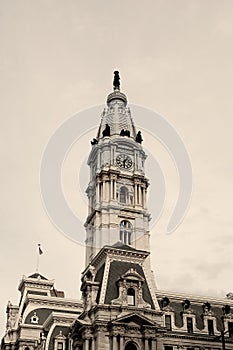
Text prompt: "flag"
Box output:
[[38, 244, 43, 255]]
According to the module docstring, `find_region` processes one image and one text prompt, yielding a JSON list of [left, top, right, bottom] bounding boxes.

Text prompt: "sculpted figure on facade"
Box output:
[[113, 71, 120, 90], [6, 302, 18, 330]]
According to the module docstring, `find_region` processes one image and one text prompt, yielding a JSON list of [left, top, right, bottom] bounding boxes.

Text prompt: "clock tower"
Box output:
[[85, 71, 151, 265]]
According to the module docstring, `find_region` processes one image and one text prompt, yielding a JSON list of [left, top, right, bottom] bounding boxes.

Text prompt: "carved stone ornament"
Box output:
[[143, 326, 157, 338], [55, 331, 66, 340], [82, 282, 100, 312], [30, 312, 39, 324], [111, 325, 125, 337], [111, 268, 150, 309], [6, 302, 18, 330], [82, 328, 93, 340], [223, 304, 231, 316], [181, 299, 195, 315], [125, 327, 141, 336], [202, 302, 215, 317]]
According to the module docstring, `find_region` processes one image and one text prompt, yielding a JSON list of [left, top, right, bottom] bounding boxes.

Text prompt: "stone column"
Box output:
[[109, 180, 112, 199], [106, 180, 109, 201], [95, 334, 99, 350], [113, 180, 115, 200], [151, 340, 156, 350], [119, 336, 124, 350], [112, 336, 117, 350], [143, 187, 146, 208], [103, 181, 106, 201], [144, 189, 147, 209], [91, 338, 95, 350], [156, 337, 163, 350], [139, 185, 142, 206], [96, 182, 100, 203], [84, 339, 89, 350], [144, 339, 149, 350], [134, 184, 137, 205]]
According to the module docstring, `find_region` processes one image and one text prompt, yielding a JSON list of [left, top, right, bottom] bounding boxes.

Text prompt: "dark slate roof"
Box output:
[[157, 297, 227, 332], [28, 273, 48, 280], [104, 260, 155, 309], [25, 308, 80, 325], [108, 241, 138, 251]]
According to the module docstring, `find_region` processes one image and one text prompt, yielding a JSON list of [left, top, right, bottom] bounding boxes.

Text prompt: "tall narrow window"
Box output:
[[120, 220, 132, 245], [119, 187, 128, 203], [127, 288, 135, 306], [187, 317, 193, 333], [228, 322, 233, 337], [165, 315, 172, 331], [208, 319, 214, 335]]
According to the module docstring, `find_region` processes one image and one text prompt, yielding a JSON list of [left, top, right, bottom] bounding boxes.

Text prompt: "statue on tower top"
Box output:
[[113, 70, 120, 90]]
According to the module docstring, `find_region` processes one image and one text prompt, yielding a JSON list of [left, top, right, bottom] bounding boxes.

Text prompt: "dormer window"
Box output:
[[120, 220, 132, 245], [127, 288, 135, 306], [54, 331, 66, 350], [111, 268, 150, 309]]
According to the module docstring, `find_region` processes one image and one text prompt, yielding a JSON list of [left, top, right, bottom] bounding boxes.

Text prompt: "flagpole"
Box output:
[[36, 252, 39, 272], [36, 244, 40, 272], [36, 244, 43, 272]]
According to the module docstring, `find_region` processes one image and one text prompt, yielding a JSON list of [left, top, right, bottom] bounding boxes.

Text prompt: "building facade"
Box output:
[[2, 73, 233, 350]]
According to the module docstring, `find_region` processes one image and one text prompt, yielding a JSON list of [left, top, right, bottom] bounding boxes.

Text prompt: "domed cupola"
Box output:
[[96, 71, 137, 142]]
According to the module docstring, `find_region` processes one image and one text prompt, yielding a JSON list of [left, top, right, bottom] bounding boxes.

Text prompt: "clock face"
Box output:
[[116, 154, 133, 169]]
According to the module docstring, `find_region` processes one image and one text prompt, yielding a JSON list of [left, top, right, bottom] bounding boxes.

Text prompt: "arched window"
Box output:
[[120, 220, 132, 245], [125, 342, 137, 350], [127, 288, 135, 306], [119, 187, 128, 204]]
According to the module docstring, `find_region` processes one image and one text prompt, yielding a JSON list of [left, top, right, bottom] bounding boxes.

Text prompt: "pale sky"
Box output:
[[1, 0, 233, 336]]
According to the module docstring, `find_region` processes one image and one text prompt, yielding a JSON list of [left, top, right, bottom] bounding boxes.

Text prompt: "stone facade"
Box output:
[[2, 74, 233, 350]]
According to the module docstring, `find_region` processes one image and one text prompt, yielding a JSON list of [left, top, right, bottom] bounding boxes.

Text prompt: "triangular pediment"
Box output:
[[111, 312, 157, 327]]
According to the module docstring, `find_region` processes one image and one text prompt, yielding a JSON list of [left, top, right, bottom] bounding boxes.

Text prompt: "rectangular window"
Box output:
[[228, 322, 233, 337], [165, 315, 172, 331], [208, 319, 214, 335], [187, 348, 195, 350], [57, 343, 63, 350], [187, 317, 193, 333], [164, 347, 173, 350], [127, 295, 134, 305]]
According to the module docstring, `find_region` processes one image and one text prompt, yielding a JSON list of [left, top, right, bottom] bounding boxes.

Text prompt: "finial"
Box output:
[[113, 70, 120, 90]]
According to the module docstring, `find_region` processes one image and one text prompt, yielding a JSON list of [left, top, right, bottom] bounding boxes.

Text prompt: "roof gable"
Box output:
[[111, 312, 157, 327]]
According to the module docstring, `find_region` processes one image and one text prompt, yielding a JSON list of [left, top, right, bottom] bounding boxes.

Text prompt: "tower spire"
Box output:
[[85, 73, 150, 265]]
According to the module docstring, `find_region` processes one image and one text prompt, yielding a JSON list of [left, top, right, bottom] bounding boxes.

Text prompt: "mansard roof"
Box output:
[[156, 290, 233, 333], [102, 260, 155, 308]]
